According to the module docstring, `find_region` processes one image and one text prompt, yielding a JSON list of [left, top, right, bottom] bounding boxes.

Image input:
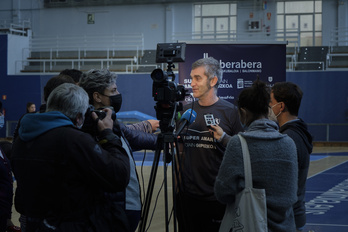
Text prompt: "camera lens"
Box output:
[[151, 69, 167, 82]]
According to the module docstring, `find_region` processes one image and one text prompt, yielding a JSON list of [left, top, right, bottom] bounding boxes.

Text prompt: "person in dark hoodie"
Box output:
[[11, 83, 131, 232], [269, 82, 313, 232]]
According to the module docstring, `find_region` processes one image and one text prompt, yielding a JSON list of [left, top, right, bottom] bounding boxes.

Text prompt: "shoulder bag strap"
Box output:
[[238, 134, 253, 188]]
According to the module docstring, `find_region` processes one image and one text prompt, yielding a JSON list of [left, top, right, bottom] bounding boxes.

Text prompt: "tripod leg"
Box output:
[[171, 141, 178, 232], [138, 137, 163, 232], [163, 142, 169, 232]]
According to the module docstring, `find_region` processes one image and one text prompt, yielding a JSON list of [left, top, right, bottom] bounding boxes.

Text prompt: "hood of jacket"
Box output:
[[280, 118, 313, 154], [19, 111, 74, 142], [242, 118, 285, 140]]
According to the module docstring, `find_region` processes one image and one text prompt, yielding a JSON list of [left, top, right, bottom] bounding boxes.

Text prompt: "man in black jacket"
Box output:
[[79, 69, 157, 232], [269, 82, 313, 232], [11, 83, 130, 232]]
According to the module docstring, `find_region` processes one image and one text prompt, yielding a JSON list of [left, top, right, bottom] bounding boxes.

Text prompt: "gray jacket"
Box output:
[[215, 119, 298, 232]]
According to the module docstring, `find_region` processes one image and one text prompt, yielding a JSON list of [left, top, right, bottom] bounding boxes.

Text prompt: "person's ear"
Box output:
[[93, 92, 102, 103], [279, 102, 285, 112], [209, 76, 218, 88]]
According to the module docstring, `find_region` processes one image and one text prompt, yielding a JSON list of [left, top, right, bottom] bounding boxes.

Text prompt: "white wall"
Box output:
[[7, 33, 30, 74], [0, 0, 345, 49], [237, 1, 277, 41], [29, 3, 194, 49], [322, 1, 339, 46]]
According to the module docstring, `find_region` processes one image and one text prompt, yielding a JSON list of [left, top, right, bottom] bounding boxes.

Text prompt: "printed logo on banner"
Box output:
[[237, 79, 244, 89], [204, 53, 262, 74], [220, 59, 262, 74], [219, 79, 233, 89], [219, 95, 235, 100], [183, 78, 192, 89], [185, 96, 193, 103]]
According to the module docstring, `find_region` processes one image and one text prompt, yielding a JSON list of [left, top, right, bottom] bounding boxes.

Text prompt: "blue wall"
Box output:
[[287, 71, 348, 141]]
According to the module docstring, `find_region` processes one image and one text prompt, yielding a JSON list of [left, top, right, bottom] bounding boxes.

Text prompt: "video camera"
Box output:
[[150, 43, 188, 132]]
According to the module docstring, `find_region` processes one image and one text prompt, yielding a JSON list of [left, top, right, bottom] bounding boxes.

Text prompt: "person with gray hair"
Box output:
[[45, 83, 88, 125], [80, 69, 157, 232], [176, 57, 243, 232], [11, 83, 131, 232], [191, 56, 223, 90]]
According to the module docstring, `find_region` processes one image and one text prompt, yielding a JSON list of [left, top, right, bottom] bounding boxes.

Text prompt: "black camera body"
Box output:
[[93, 109, 107, 120], [151, 69, 187, 103], [150, 43, 188, 132], [86, 105, 116, 121]]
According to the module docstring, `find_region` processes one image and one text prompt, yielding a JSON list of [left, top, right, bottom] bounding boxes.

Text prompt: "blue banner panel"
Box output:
[[178, 43, 286, 105]]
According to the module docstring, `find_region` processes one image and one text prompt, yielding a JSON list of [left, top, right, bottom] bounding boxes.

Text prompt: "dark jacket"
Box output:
[[280, 118, 313, 229], [11, 111, 131, 232], [0, 144, 13, 230], [118, 121, 157, 151]]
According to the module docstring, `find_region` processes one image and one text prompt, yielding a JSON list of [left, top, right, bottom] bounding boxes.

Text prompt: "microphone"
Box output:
[[175, 109, 197, 136]]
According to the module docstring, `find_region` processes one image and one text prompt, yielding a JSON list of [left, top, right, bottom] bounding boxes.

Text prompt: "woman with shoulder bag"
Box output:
[[214, 79, 298, 232]]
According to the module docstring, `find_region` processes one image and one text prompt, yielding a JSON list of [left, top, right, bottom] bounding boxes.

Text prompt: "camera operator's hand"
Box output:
[[91, 108, 114, 132], [147, 119, 160, 133]]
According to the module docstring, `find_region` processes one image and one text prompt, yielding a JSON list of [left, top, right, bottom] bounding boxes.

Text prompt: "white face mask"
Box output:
[[76, 123, 83, 130], [268, 102, 281, 122], [0, 115, 4, 129], [75, 114, 84, 130]]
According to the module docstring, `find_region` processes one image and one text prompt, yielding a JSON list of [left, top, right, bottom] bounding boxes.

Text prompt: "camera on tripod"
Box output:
[[139, 43, 188, 232], [150, 43, 188, 130]]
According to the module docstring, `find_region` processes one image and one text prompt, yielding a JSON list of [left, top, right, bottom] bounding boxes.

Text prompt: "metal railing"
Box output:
[[326, 53, 348, 68], [325, 27, 348, 69], [308, 123, 348, 142], [329, 27, 348, 49], [293, 61, 325, 71], [16, 57, 137, 74], [171, 29, 300, 47], [16, 34, 144, 74], [28, 34, 144, 57], [10, 20, 31, 36], [286, 54, 297, 71], [287, 26, 348, 71], [0, 19, 31, 36]]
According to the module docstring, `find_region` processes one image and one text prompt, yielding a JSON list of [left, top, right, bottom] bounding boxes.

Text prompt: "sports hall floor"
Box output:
[[11, 144, 348, 232]]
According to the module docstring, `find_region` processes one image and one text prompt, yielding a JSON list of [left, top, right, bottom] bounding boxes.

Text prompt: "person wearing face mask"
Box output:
[[270, 82, 313, 232], [215, 79, 298, 232], [59, 68, 159, 133], [79, 69, 158, 232], [11, 83, 131, 232]]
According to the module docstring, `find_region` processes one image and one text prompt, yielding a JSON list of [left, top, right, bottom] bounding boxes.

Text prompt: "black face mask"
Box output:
[[109, 94, 122, 113]]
